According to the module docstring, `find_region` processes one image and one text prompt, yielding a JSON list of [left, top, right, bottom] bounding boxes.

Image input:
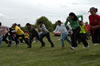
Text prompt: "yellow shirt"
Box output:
[[19, 37, 22, 39], [15, 26, 24, 35], [80, 25, 86, 34], [24, 33, 29, 38]]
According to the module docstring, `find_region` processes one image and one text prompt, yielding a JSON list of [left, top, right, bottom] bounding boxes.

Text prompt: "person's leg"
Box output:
[[77, 37, 82, 44], [28, 35, 34, 48], [80, 34, 89, 47], [61, 32, 71, 47], [39, 33, 45, 47], [36, 35, 40, 42], [65, 36, 72, 45], [92, 30, 99, 44], [0, 36, 3, 46], [20, 39, 23, 43], [98, 30, 100, 43], [95, 30, 100, 43], [8, 35, 12, 47], [2, 33, 8, 44], [71, 27, 80, 49], [86, 33, 90, 40], [61, 34, 65, 47], [21, 34, 29, 45], [27, 34, 40, 48], [71, 32, 77, 47], [15, 34, 20, 46], [45, 33, 54, 47], [92, 35, 95, 43]]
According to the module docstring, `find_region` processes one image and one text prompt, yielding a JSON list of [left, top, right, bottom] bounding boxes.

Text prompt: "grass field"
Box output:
[[0, 33, 100, 66]]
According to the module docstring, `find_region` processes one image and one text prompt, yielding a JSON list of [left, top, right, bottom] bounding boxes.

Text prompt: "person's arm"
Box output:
[[93, 15, 100, 29], [38, 26, 41, 32], [65, 17, 69, 26], [67, 24, 72, 33], [89, 16, 93, 30], [92, 25, 100, 29], [6, 27, 9, 32], [90, 15, 100, 29], [11, 30, 16, 33], [53, 25, 59, 33], [42, 24, 46, 30], [15, 26, 19, 32], [84, 26, 88, 33], [42, 24, 48, 32], [77, 15, 83, 21]]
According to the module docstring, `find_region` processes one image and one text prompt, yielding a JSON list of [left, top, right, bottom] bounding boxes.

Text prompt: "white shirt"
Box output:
[[0, 26, 9, 36], [59, 24, 68, 34], [39, 24, 49, 34], [53, 25, 60, 33]]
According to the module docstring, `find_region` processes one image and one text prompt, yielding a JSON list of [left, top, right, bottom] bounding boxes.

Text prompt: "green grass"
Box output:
[[0, 33, 100, 66]]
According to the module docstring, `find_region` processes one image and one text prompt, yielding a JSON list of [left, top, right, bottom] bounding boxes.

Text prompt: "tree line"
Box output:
[[22, 16, 58, 32]]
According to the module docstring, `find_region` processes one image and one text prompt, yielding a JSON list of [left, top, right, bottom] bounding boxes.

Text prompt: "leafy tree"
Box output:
[[53, 21, 58, 31], [36, 16, 53, 32]]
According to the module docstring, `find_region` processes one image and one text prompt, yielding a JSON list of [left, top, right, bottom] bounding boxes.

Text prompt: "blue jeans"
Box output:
[[61, 32, 72, 47], [0, 36, 3, 46]]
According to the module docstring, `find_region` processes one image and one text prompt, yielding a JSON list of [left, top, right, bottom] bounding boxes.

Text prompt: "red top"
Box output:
[[89, 15, 100, 34], [89, 15, 100, 26]]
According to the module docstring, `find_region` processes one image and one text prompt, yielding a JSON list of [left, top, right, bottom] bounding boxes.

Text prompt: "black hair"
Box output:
[[69, 12, 78, 21], [13, 23, 17, 26], [26, 23, 31, 26], [39, 21, 43, 24], [90, 7, 98, 12], [0, 22, 1, 26], [57, 20, 62, 24], [17, 24, 21, 26], [95, 8, 98, 12], [79, 21, 83, 24]]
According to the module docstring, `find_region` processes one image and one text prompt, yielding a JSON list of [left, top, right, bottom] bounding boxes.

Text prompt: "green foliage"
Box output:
[[22, 16, 60, 32], [21, 25, 38, 32], [35, 16, 53, 32], [53, 20, 58, 31]]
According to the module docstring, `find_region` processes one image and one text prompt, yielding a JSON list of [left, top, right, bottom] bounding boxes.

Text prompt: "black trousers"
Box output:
[[71, 27, 80, 47], [40, 32, 54, 47], [28, 34, 40, 48], [79, 33, 88, 47], [8, 34, 14, 46], [19, 39, 23, 43], [8, 34, 17, 47], [2, 33, 8, 44], [15, 34, 28, 46], [92, 29, 100, 43]]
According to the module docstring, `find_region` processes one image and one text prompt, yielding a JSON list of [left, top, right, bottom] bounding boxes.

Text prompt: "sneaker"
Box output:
[[94, 43, 99, 46], [27, 46, 31, 48], [83, 46, 89, 49], [71, 47, 76, 50], [51, 46, 54, 48], [58, 39, 61, 40]]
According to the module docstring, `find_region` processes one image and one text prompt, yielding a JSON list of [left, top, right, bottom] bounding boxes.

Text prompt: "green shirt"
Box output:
[[65, 15, 83, 30]]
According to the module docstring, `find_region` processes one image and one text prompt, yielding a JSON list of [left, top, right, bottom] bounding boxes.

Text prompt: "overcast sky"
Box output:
[[0, 0, 100, 27]]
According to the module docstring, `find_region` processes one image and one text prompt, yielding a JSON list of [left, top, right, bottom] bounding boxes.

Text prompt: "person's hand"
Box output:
[[90, 25, 93, 30], [92, 25, 100, 29]]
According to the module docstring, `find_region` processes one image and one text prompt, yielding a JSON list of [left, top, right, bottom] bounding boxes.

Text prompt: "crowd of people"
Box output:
[[0, 7, 100, 49]]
